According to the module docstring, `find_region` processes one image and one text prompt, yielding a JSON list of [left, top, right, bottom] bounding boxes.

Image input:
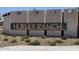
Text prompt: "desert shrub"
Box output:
[[74, 41, 79, 45], [62, 36, 67, 40], [48, 41, 56, 46], [4, 35, 8, 41], [12, 36, 16, 38], [41, 36, 47, 39], [30, 40, 40, 45], [10, 39, 17, 43], [21, 36, 29, 41], [4, 38, 8, 41], [25, 36, 29, 38], [55, 40, 64, 44], [25, 38, 31, 43]]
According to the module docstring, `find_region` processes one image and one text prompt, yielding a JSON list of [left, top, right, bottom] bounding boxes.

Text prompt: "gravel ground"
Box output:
[[0, 35, 78, 47]]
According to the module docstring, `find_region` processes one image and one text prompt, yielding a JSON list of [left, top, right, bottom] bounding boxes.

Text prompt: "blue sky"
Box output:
[[0, 7, 76, 15], [0, 7, 63, 15]]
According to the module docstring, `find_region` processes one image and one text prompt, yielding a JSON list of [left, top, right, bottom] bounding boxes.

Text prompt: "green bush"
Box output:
[[4, 38, 8, 41], [10, 39, 17, 43], [48, 41, 56, 46], [74, 41, 79, 45], [25, 38, 31, 43], [21, 36, 30, 41], [30, 40, 40, 45], [55, 40, 64, 44]]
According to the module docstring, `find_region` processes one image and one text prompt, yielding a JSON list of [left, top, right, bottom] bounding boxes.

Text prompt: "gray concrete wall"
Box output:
[[3, 14, 9, 34], [3, 9, 79, 37], [46, 10, 62, 37], [3, 11, 27, 35], [29, 10, 45, 36], [64, 9, 78, 38]]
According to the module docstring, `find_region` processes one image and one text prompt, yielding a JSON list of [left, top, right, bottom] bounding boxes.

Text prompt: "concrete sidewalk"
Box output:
[[0, 45, 79, 51]]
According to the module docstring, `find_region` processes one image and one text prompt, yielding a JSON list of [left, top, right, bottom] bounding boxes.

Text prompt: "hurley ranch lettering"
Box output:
[[11, 23, 67, 31]]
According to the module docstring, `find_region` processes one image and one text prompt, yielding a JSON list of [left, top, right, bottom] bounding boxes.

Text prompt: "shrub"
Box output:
[[74, 41, 79, 45], [21, 36, 29, 41], [41, 36, 47, 39], [30, 40, 40, 45], [10, 39, 17, 43], [25, 38, 31, 43], [25, 36, 29, 38], [62, 36, 67, 40], [12, 36, 16, 38], [4, 38, 8, 41], [4, 35, 8, 41], [48, 41, 56, 46], [55, 40, 64, 44]]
